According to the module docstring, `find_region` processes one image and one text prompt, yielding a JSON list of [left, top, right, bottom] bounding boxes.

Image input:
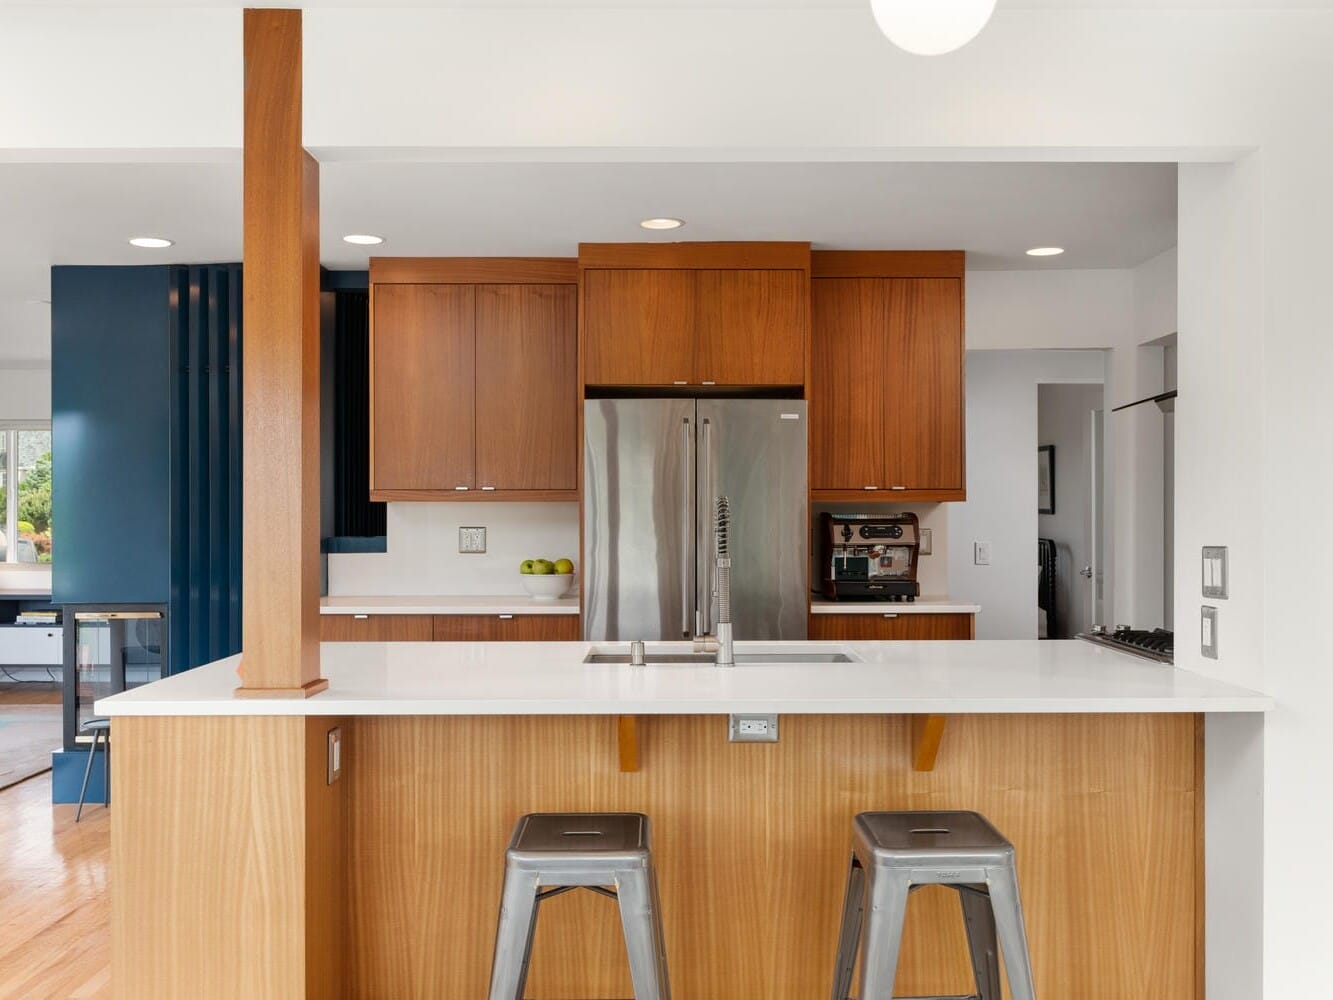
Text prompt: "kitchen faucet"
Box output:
[[694, 496, 735, 667]]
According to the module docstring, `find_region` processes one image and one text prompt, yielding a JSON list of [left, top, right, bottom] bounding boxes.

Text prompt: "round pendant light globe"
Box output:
[[870, 0, 998, 56]]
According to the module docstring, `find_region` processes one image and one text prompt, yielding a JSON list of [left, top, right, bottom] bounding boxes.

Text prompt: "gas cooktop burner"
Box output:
[[1078, 626, 1174, 664]]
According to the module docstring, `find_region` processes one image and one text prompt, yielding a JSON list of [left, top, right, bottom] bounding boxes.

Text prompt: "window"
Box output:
[[0, 424, 53, 564]]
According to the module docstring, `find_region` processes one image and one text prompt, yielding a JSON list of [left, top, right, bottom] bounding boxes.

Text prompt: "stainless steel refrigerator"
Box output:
[[583, 398, 808, 642]]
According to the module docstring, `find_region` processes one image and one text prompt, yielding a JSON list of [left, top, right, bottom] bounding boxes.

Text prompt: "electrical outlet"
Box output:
[[1202, 606, 1219, 659], [919, 528, 933, 556], [974, 541, 992, 566], [729, 714, 779, 743], [459, 526, 487, 553], [327, 726, 342, 785]]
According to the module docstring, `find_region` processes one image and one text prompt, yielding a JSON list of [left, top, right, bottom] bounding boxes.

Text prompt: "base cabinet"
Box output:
[[432, 615, 580, 642], [808, 613, 974, 640], [319, 615, 434, 642]]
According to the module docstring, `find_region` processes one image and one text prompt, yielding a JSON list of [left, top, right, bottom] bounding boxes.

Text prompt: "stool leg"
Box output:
[[957, 885, 1002, 1000], [830, 854, 866, 1000], [488, 867, 540, 1000], [857, 867, 910, 1000], [987, 866, 1037, 1000], [617, 866, 670, 1000], [647, 861, 672, 1000], [75, 730, 99, 823]]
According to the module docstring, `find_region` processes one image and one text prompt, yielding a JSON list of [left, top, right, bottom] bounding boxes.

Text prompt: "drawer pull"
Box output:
[[701, 380, 717, 386], [481, 485, 496, 491], [498, 614, 514, 620], [882, 613, 899, 619], [890, 485, 907, 491], [354, 614, 370, 620], [863, 485, 880, 491]]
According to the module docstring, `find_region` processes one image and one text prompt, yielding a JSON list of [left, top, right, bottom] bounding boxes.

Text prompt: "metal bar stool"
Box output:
[[831, 810, 1036, 1000], [76, 717, 111, 822], [488, 812, 671, 1000]]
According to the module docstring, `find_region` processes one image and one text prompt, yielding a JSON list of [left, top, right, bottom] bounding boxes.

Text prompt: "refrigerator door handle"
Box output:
[[700, 417, 714, 636], [682, 416, 694, 639]]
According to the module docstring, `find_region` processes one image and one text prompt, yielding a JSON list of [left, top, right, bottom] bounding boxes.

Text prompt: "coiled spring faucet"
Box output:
[[712, 497, 734, 667]]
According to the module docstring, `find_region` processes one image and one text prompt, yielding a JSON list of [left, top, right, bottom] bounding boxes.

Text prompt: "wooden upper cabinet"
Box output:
[[810, 278, 885, 491], [372, 283, 476, 492], [474, 284, 578, 491], [582, 269, 696, 385], [695, 270, 805, 386]]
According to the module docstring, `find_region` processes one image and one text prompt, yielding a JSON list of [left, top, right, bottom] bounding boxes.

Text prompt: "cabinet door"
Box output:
[[474, 284, 578, 491], [807, 613, 974, 640], [432, 614, 581, 641], [695, 270, 805, 386], [582, 269, 696, 385], [372, 284, 476, 492], [809, 279, 886, 490], [882, 279, 964, 491], [320, 615, 434, 641]]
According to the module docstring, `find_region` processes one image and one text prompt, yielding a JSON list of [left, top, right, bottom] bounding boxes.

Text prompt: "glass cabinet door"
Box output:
[[71, 611, 164, 744]]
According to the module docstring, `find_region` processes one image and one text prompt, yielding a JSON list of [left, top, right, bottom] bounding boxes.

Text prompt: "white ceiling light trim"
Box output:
[[343, 233, 385, 245], [870, 0, 998, 56], [1026, 246, 1066, 256], [639, 218, 684, 230], [128, 236, 174, 249]]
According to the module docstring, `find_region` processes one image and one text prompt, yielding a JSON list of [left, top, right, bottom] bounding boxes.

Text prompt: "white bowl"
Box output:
[[520, 573, 574, 601]]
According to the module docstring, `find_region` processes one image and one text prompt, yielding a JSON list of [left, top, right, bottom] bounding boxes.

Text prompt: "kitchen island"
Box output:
[[99, 640, 1269, 999]]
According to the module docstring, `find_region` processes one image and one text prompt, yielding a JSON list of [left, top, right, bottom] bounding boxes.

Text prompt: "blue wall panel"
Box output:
[[52, 267, 173, 605]]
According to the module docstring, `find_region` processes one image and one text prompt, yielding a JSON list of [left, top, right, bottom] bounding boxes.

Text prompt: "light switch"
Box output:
[[1201, 606, 1219, 660], [1202, 546, 1228, 599], [459, 526, 487, 553], [974, 541, 992, 566], [919, 528, 933, 556]]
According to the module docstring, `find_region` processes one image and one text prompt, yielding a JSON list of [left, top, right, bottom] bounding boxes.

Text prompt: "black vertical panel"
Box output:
[[334, 291, 386, 536]]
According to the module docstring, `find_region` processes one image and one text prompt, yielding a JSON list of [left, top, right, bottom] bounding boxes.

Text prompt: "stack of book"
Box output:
[[15, 609, 60, 626]]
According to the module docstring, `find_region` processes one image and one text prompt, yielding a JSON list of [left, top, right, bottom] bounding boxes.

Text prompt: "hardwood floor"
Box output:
[[0, 773, 111, 998]]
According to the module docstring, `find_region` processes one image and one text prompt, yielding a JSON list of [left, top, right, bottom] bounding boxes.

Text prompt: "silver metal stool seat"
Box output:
[[488, 812, 671, 1000], [831, 810, 1036, 1000]]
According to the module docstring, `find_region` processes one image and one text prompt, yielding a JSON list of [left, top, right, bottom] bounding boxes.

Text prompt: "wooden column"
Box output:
[[238, 7, 326, 697]]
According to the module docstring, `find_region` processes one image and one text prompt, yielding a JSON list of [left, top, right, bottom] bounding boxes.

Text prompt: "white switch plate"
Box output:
[[974, 541, 992, 566], [919, 528, 932, 556], [1201, 606, 1219, 660], [326, 726, 342, 784], [1202, 546, 1228, 599], [459, 526, 487, 553]]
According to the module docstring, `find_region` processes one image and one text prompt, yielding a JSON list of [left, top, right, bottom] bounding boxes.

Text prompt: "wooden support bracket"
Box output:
[[618, 715, 640, 773], [911, 714, 948, 772]]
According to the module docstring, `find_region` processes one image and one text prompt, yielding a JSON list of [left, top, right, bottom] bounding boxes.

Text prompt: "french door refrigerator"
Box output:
[[583, 398, 808, 642]]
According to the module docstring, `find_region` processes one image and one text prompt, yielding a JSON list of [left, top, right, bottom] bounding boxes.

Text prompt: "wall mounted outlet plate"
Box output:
[[1202, 546, 1228, 599], [729, 714, 779, 743], [327, 726, 343, 784], [1201, 606, 1219, 660], [459, 526, 487, 553]]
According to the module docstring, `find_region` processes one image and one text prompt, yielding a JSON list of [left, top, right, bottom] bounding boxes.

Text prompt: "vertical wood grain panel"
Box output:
[[347, 713, 1199, 999], [430, 614, 581, 641], [371, 284, 476, 491], [474, 284, 579, 491], [810, 279, 886, 490], [319, 614, 435, 642], [239, 8, 324, 694], [582, 269, 696, 385], [807, 613, 975, 640], [695, 269, 806, 385]]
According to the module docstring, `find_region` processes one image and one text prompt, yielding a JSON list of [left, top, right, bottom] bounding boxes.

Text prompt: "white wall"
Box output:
[[0, 364, 51, 422], [327, 502, 580, 597], [948, 349, 1105, 639]]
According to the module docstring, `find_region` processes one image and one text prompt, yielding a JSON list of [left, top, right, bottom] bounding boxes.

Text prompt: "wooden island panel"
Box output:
[[346, 712, 1199, 999]]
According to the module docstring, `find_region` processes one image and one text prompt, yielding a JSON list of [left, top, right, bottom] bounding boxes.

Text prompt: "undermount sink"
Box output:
[[583, 645, 856, 665]]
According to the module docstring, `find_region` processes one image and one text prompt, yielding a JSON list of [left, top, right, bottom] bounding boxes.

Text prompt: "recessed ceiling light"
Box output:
[[640, 218, 685, 231], [1026, 246, 1065, 257], [128, 237, 174, 249], [343, 234, 385, 246]]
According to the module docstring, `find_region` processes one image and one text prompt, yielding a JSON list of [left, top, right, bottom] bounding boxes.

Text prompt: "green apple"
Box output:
[[533, 559, 554, 575], [554, 558, 574, 575], [519, 560, 536, 575]]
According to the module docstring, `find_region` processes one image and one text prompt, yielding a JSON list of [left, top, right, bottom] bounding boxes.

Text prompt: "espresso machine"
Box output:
[[818, 512, 921, 602]]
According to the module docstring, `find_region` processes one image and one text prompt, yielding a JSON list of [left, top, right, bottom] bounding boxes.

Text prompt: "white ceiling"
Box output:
[[4, 0, 1329, 7], [0, 159, 1176, 364]]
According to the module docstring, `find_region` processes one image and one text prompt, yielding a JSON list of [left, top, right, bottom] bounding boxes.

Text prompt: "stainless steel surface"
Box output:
[[584, 399, 807, 643], [1079, 565, 1094, 578], [1078, 626, 1174, 664], [583, 651, 854, 665], [700, 495, 735, 667], [629, 640, 646, 666]]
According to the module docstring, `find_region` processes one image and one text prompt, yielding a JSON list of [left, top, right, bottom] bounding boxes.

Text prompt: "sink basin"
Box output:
[[583, 646, 856, 665]]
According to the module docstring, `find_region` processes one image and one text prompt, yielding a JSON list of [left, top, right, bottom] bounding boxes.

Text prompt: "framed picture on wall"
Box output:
[[1038, 445, 1055, 514]]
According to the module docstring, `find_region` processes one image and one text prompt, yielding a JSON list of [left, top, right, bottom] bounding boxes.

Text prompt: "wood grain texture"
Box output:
[[582, 269, 696, 386], [370, 258, 576, 285], [811, 250, 965, 279], [371, 283, 476, 491], [811, 487, 967, 503], [239, 8, 323, 694], [810, 278, 886, 490], [347, 713, 1200, 999], [807, 613, 975, 640], [368, 488, 579, 503], [618, 715, 640, 773], [431, 614, 582, 641], [474, 284, 579, 491], [319, 614, 434, 642], [579, 241, 810, 270], [883, 279, 965, 491], [694, 269, 806, 386], [112, 715, 348, 999]]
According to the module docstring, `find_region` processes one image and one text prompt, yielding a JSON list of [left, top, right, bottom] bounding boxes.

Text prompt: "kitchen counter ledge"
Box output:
[[97, 639, 1271, 717]]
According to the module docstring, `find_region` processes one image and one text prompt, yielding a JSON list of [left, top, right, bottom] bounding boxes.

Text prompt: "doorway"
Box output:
[[1037, 383, 1106, 639]]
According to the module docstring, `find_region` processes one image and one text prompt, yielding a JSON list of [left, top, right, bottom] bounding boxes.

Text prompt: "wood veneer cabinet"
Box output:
[[432, 614, 580, 642], [580, 243, 809, 387], [319, 614, 434, 642], [370, 258, 579, 501], [808, 612, 974, 641], [810, 252, 966, 502]]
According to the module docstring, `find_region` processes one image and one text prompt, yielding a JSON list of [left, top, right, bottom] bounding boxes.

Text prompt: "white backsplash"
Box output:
[[327, 502, 581, 597]]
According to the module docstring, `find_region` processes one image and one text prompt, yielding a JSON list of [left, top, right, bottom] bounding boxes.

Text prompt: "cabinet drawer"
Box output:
[[320, 615, 434, 642], [808, 613, 973, 641], [432, 614, 581, 642], [0, 626, 63, 665]]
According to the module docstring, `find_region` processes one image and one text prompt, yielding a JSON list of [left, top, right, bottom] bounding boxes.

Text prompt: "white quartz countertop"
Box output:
[[320, 595, 579, 616], [810, 597, 981, 615], [96, 639, 1271, 717]]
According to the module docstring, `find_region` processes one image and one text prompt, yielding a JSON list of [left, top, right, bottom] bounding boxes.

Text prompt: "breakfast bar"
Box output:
[[99, 639, 1269, 999]]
